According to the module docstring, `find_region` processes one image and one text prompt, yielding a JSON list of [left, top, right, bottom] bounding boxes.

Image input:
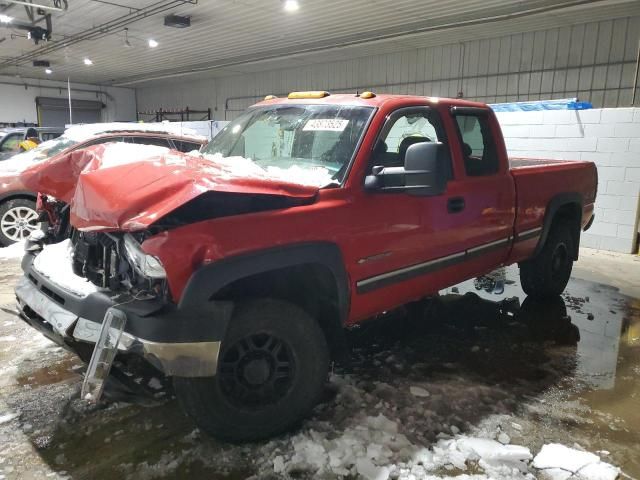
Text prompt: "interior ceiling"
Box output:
[[0, 0, 637, 88]]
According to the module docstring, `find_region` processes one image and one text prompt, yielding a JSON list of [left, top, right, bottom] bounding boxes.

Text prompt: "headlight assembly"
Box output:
[[123, 234, 166, 279]]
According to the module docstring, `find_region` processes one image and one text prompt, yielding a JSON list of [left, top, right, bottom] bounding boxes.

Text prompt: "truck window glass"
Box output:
[[373, 110, 441, 169], [202, 104, 374, 185], [454, 114, 498, 177]]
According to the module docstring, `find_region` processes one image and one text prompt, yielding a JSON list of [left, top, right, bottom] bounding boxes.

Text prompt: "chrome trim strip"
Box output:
[[357, 251, 466, 290], [517, 227, 543, 240], [356, 235, 513, 293], [466, 237, 511, 255]]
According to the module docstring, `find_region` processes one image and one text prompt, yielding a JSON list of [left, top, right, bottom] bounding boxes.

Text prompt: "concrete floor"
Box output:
[[0, 247, 638, 479]]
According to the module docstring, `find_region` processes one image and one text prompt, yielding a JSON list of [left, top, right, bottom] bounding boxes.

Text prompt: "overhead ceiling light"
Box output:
[[45, 68, 52, 74], [83, 58, 93, 65], [283, 0, 299, 12], [148, 39, 158, 48], [0, 14, 13, 23]]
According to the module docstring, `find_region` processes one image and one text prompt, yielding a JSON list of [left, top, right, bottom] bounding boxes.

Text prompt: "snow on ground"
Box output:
[[533, 444, 620, 480], [32, 239, 101, 296], [0, 241, 25, 260]]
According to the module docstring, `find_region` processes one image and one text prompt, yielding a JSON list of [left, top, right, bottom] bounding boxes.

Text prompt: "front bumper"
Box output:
[[15, 253, 231, 377]]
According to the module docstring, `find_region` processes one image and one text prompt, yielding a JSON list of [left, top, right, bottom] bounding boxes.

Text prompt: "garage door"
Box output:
[[36, 97, 104, 127]]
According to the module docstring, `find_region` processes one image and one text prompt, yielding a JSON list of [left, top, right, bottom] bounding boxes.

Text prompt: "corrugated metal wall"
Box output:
[[137, 15, 640, 120]]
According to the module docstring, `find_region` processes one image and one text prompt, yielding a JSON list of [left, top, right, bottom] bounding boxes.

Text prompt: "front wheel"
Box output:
[[519, 223, 575, 299], [174, 298, 330, 442], [0, 198, 39, 246]]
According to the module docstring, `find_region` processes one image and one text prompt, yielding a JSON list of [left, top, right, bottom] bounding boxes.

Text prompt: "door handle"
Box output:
[[447, 196, 465, 213]]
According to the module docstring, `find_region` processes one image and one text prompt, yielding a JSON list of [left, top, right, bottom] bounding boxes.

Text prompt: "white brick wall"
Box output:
[[496, 108, 640, 254]]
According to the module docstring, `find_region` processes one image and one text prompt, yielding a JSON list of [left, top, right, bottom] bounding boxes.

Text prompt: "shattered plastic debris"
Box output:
[[32, 239, 101, 296], [532, 444, 620, 480]]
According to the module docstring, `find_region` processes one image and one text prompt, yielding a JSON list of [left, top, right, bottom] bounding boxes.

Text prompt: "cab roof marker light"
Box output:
[[264, 95, 278, 100], [359, 91, 376, 99], [287, 91, 330, 99]]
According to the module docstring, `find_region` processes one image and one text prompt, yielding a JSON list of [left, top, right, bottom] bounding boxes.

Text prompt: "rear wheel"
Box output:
[[0, 198, 38, 246], [519, 223, 575, 299], [174, 298, 330, 442]]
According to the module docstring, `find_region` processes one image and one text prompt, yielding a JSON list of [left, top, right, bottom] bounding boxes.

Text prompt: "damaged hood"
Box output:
[[20, 142, 320, 231]]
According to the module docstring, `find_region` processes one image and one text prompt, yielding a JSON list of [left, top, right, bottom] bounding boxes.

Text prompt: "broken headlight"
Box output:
[[123, 234, 166, 279]]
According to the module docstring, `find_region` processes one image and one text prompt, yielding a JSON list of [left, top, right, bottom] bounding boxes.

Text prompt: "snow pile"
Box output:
[[0, 241, 25, 260], [201, 152, 334, 187], [95, 142, 172, 169], [32, 239, 101, 296], [62, 122, 206, 143], [533, 444, 620, 480], [271, 412, 533, 479]]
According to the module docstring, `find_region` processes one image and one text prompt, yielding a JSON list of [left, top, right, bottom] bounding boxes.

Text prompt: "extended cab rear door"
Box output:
[[352, 105, 515, 318], [444, 106, 516, 276], [349, 103, 515, 321]]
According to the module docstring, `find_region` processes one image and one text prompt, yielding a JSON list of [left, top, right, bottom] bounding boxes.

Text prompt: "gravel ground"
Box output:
[[0, 249, 638, 480]]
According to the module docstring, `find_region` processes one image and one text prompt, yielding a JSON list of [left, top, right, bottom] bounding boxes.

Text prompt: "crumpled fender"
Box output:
[[20, 143, 319, 231]]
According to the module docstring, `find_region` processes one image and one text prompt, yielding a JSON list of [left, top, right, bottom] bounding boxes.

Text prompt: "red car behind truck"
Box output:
[[14, 92, 597, 442]]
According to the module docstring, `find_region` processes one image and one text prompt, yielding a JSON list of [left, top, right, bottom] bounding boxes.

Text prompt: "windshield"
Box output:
[[202, 104, 374, 185], [0, 136, 78, 174], [16, 136, 78, 161]]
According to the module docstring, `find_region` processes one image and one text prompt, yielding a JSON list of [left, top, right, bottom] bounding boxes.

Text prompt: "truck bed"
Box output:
[[508, 156, 597, 263]]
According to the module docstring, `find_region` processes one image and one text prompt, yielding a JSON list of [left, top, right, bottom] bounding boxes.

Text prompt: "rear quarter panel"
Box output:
[[507, 158, 597, 263]]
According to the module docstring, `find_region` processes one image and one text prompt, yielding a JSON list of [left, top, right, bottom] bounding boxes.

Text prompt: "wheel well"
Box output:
[[0, 194, 37, 206], [551, 203, 582, 260], [212, 263, 347, 362]]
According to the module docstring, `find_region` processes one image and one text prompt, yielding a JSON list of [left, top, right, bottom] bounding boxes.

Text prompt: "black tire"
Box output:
[[174, 298, 330, 442], [519, 223, 574, 299], [0, 198, 38, 246]]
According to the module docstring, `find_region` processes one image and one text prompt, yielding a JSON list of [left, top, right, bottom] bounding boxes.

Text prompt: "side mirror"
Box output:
[[365, 142, 448, 196], [403, 142, 447, 195]]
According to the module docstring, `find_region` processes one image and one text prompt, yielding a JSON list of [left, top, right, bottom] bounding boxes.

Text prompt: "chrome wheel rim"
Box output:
[[1, 206, 38, 242]]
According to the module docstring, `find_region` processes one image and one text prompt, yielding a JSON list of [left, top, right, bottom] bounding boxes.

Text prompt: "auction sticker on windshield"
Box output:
[[303, 119, 349, 131]]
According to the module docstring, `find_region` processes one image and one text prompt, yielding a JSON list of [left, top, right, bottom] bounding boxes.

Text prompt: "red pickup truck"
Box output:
[[15, 92, 597, 442]]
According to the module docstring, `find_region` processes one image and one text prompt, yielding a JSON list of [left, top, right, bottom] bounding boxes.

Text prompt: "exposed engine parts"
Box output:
[[71, 231, 166, 299]]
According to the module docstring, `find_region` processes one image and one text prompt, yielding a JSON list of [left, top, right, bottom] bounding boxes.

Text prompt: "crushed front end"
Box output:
[[14, 231, 231, 380]]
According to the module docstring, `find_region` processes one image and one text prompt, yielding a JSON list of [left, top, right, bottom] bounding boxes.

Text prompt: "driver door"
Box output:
[[348, 106, 465, 321]]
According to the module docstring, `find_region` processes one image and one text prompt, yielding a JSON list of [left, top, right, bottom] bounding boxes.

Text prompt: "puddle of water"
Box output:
[[2, 264, 639, 479], [448, 266, 640, 477], [16, 356, 83, 387]]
